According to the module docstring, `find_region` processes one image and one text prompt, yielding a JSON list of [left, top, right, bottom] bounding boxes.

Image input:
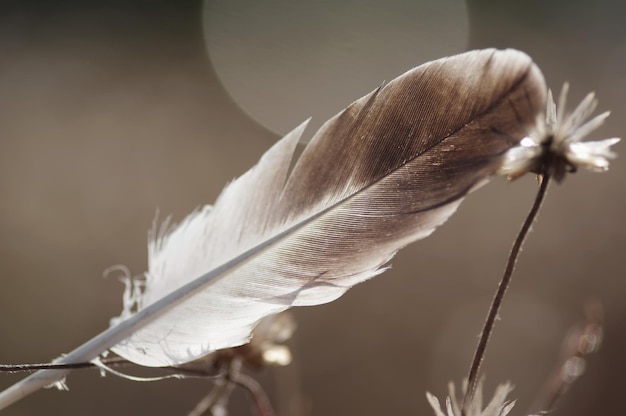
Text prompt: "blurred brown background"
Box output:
[[0, 0, 625, 415]]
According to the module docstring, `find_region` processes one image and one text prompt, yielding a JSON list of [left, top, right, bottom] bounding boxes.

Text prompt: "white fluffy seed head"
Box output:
[[500, 83, 620, 181]]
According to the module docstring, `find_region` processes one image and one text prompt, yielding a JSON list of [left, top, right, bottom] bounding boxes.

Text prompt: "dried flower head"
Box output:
[[247, 311, 296, 367], [500, 84, 620, 182], [426, 380, 515, 416]]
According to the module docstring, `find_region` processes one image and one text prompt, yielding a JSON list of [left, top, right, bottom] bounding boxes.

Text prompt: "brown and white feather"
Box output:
[[111, 48, 547, 366]]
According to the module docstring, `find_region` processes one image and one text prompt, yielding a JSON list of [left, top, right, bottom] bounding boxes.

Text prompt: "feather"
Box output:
[[0, 48, 547, 407], [111, 48, 546, 367]]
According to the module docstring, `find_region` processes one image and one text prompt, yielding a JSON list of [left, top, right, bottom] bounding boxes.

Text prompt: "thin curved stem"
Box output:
[[0, 357, 129, 372], [462, 173, 552, 414]]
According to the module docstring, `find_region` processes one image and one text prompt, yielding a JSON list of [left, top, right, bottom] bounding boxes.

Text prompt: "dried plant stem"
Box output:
[[529, 300, 604, 415], [2, 356, 274, 415], [188, 360, 241, 416], [0, 357, 129, 372], [462, 173, 551, 415], [229, 370, 276, 416], [187, 358, 275, 416], [0, 357, 226, 380]]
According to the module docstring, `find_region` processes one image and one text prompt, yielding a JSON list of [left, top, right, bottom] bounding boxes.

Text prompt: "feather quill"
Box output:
[[0, 48, 547, 408]]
